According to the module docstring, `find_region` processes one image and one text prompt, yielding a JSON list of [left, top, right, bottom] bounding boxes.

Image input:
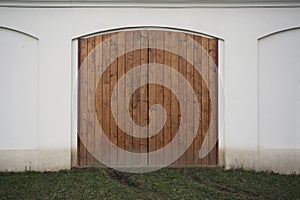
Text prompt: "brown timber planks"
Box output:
[[132, 30, 141, 165], [178, 33, 187, 165], [163, 31, 172, 165], [193, 35, 202, 165], [155, 30, 164, 165], [201, 36, 210, 165], [78, 38, 88, 166], [125, 31, 134, 166], [86, 36, 96, 165], [109, 33, 118, 165], [101, 33, 111, 165], [186, 34, 194, 165], [94, 35, 103, 166], [170, 32, 179, 166], [208, 38, 218, 165], [78, 29, 218, 168], [148, 30, 156, 165], [117, 32, 126, 166], [140, 30, 149, 165]]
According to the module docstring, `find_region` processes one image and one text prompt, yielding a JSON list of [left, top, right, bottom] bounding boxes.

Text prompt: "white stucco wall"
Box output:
[[258, 28, 300, 149], [0, 2, 299, 173], [0, 28, 38, 149]]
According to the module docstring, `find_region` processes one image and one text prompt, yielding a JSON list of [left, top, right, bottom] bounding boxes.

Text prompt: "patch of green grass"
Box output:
[[0, 167, 299, 199]]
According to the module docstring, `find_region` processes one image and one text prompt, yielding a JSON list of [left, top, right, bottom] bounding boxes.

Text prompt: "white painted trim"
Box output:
[[71, 39, 78, 167], [258, 26, 300, 40], [218, 39, 225, 166], [78, 26, 216, 39]]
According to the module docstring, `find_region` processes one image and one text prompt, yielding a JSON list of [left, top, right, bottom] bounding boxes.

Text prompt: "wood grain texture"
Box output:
[[132, 30, 141, 165], [94, 35, 103, 166], [117, 32, 126, 166], [78, 29, 218, 167], [163, 31, 172, 165], [78, 38, 87, 166], [201, 36, 209, 165], [148, 30, 156, 165], [178, 33, 187, 165], [140, 30, 149, 165], [170, 31, 179, 166], [86, 36, 95, 166], [155, 30, 164, 165], [186, 34, 194, 165], [193, 35, 202, 165], [208, 38, 218, 165], [109, 33, 118, 165], [125, 31, 134, 166], [101, 33, 111, 165]]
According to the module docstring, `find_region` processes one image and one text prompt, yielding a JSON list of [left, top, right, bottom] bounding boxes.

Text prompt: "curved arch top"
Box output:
[[258, 26, 300, 40], [0, 26, 38, 40], [74, 26, 220, 40]]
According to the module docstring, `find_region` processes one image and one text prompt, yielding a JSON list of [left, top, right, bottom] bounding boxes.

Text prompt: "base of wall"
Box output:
[[1, 148, 299, 174], [225, 148, 300, 174], [0, 149, 71, 172]]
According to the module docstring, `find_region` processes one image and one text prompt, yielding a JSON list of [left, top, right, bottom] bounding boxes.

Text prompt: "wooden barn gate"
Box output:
[[77, 28, 218, 167]]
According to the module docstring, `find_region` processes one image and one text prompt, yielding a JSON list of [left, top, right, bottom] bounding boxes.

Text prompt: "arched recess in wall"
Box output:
[[75, 26, 220, 168], [0, 27, 39, 149], [258, 27, 300, 149], [73, 26, 221, 41]]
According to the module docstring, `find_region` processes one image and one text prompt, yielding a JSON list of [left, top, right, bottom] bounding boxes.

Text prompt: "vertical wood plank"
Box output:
[[148, 30, 156, 166], [178, 33, 187, 165], [193, 35, 202, 165], [125, 31, 134, 166], [155, 30, 164, 165], [163, 31, 172, 165], [109, 33, 118, 165], [102, 33, 111, 165], [117, 32, 126, 166], [201, 37, 210, 165], [94, 35, 103, 166], [170, 32, 179, 165], [208, 38, 218, 165], [140, 30, 149, 165], [87, 36, 96, 165], [186, 34, 194, 165], [132, 30, 141, 165], [78, 38, 88, 166]]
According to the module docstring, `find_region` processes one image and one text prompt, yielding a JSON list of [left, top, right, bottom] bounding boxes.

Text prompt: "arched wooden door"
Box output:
[[77, 28, 218, 167]]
